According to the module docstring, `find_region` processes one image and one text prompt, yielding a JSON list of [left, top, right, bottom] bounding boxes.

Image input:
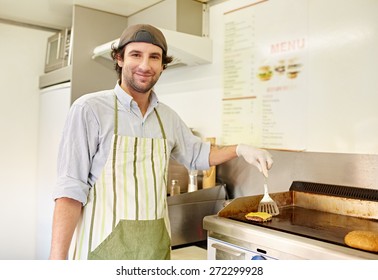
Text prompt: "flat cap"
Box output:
[[118, 24, 167, 54]]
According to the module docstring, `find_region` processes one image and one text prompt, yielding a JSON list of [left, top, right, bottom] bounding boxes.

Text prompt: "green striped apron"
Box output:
[[69, 95, 171, 260]]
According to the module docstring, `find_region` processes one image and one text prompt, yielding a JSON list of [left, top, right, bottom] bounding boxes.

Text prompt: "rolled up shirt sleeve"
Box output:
[[53, 101, 100, 205]]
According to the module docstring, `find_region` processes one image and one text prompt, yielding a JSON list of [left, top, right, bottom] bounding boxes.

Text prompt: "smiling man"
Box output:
[[49, 24, 273, 260]]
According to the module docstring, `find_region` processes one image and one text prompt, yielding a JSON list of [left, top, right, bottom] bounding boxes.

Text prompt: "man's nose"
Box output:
[[138, 57, 152, 70]]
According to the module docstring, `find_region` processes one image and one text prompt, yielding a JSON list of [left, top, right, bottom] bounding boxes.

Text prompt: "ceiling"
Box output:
[[0, 0, 164, 30]]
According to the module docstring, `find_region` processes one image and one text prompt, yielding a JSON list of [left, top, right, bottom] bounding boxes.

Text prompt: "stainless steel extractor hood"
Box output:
[[92, 27, 212, 68]]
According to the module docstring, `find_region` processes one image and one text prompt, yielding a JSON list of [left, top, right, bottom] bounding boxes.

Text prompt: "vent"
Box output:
[[290, 181, 378, 202]]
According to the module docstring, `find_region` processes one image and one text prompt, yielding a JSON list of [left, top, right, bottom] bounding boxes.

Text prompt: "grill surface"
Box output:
[[228, 206, 378, 253]]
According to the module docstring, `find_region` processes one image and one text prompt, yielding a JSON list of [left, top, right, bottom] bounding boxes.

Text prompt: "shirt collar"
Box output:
[[114, 82, 159, 113]]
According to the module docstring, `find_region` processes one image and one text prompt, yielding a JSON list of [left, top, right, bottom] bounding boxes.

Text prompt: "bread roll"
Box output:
[[344, 230, 378, 252]]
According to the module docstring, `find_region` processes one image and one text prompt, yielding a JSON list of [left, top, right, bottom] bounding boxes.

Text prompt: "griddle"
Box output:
[[228, 206, 378, 250], [218, 181, 378, 253]]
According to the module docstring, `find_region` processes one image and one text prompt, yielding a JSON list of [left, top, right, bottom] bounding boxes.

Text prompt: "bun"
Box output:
[[257, 66, 272, 81], [344, 230, 378, 252]]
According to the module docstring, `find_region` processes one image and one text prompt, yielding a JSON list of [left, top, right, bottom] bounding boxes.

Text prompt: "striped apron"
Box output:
[[69, 95, 171, 259]]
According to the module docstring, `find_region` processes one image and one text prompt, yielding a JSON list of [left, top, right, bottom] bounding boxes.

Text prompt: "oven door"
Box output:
[[208, 237, 287, 260]]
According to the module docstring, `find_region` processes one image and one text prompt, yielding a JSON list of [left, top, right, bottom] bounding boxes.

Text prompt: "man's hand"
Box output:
[[236, 144, 273, 177]]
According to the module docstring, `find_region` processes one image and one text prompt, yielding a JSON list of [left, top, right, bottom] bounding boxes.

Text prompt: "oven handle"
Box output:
[[211, 243, 244, 257]]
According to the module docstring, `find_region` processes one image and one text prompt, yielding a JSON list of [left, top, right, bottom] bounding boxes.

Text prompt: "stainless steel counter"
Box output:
[[167, 184, 227, 246]]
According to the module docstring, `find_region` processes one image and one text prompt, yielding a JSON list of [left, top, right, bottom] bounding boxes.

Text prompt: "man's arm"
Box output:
[[49, 197, 82, 260], [208, 144, 238, 166], [209, 144, 273, 177]]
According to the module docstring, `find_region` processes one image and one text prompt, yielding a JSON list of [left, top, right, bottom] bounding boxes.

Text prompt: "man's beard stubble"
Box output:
[[123, 71, 159, 95]]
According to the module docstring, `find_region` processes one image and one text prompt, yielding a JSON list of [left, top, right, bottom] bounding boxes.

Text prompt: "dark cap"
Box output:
[[118, 24, 167, 54]]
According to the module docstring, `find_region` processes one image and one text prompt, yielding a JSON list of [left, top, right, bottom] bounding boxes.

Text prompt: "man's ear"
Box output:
[[116, 53, 124, 67]]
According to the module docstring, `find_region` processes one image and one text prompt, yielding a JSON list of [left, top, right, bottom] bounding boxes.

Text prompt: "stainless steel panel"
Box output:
[[168, 184, 226, 246], [217, 150, 378, 198], [211, 242, 246, 260]]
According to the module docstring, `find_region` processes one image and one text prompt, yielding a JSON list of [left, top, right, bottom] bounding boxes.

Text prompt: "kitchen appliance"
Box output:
[[36, 82, 71, 258], [44, 28, 72, 73], [204, 181, 378, 260]]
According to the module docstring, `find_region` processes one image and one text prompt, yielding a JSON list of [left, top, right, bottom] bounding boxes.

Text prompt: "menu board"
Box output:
[[221, 0, 308, 151]]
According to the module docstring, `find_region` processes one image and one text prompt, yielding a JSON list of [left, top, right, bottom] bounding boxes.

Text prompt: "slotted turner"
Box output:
[[258, 181, 280, 216]]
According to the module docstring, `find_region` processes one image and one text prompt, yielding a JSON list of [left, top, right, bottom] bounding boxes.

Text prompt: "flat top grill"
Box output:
[[217, 181, 378, 255], [228, 206, 378, 252]]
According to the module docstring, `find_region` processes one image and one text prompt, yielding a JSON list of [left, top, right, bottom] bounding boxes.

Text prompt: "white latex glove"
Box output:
[[236, 144, 273, 177]]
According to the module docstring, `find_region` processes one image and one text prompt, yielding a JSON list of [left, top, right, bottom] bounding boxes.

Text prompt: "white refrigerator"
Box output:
[[36, 82, 71, 259]]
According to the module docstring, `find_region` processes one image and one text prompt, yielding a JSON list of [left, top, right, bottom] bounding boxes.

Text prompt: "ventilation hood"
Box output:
[[92, 28, 212, 68]]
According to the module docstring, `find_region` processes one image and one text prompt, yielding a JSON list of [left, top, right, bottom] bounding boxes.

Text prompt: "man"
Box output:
[[49, 24, 273, 260]]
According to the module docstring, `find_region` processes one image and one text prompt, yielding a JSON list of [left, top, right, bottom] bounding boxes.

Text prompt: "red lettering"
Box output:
[[270, 38, 305, 54]]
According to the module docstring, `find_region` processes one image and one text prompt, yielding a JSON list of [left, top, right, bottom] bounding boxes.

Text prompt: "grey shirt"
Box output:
[[53, 83, 210, 205]]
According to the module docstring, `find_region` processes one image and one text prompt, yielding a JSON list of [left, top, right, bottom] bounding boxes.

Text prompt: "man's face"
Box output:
[[117, 42, 164, 95]]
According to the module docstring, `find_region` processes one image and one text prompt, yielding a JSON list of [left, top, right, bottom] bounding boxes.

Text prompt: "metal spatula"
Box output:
[[258, 181, 280, 216]]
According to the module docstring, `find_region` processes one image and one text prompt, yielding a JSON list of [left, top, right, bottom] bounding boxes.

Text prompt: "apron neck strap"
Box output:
[[114, 94, 167, 139], [154, 108, 167, 139], [114, 94, 119, 135]]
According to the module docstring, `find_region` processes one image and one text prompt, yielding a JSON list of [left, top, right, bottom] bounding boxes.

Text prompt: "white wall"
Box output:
[[0, 22, 53, 259], [157, 67, 222, 139]]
